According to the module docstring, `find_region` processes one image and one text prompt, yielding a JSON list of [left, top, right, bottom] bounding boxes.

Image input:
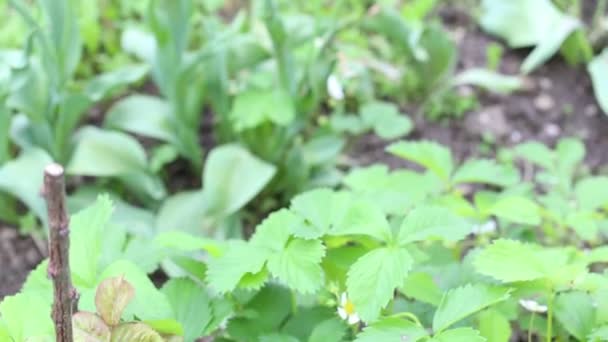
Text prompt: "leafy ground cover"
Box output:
[[2, 0, 608, 341]]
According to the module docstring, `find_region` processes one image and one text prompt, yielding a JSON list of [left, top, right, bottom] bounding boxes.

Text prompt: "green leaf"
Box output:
[[430, 328, 485, 342], [206, 241, 269, 293], [289, 188, 334, 239], [154, 231, 222, 256], [308, 318, 347, 342], [156, 191, 207, 233], [95, 276, 135, 326], [521, 16, 580, 73], [589, 49, 608, 115], [161, 278, 212, 342], [478, 309, 511, 342], [110, 323, 163, 342], [0, 292, 54, 341], [401, 272, 443, 306], [267, 238, 325, 294], [432, 284, 510, 333], [398, 206, 471, 245], [589, 326, 608, 340], [489, 196, 540, 225], [347, 247, 413, 322], [203, 144, 276, 217], [260, 333, 299, 342], [514, 142, 554, 169], [85, 65, 148, 101], [104, 95, 174, 142], [0, 148, 53, 225], [73, 311, 111, 342], [473, 239, 566, 283], [387, 141, 453, 181], [575, 177, 608, 211], [251, 209, 297, 251], [556, 138, 585, 181], [95, 260, 173, 322], [360, 101, 412, 140], [554, 291, 595, 341], [452, 159, 519, 187], [355, 318, 428, 342], [230, 88, 296, 131], [452, 68, 523, 94], [70, 195, 113, 287]]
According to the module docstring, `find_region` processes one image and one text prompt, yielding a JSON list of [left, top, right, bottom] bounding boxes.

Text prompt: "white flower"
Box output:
[[337, 293, 360, 325], [326, 74, 344, 101], [471, 220, 497, 235], [519, 299, 548, 313]]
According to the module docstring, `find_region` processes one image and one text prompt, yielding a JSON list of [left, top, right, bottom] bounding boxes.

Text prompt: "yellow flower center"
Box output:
[[344, 300, 356, 315]]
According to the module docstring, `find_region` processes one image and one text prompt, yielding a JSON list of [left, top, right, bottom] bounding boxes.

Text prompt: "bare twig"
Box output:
[[43, 163, 76, 342]]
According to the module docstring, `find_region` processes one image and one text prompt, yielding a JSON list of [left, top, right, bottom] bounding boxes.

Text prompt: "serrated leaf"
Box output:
[[203, 144, 276, 217], [514, 142, 554, 169], [489, 196, 540, 225], [73, 312, 111, 342], [290, 188, 334, 238], [360, 101, 412, 140], [589, 49, 608, 115], [401, 272, 443, 306], [432, 284, 510, 333], [347, 247, 413, 322], [230, 89, 295, 131], [430, 327, 485, 342], [398, 206, 471, 244], [161, 278, 212, 342], [104, 95, 174, 142], [267, 239, 325, 294], [452, 159, 519, 187], [206, 241, 269, 293], [70, 195, 114, 287], [0, 292, 54, 341], [355, 318, 428, 342], [110, 323, 164, 342], [554, 291, 595, 340], [251, 209, 299, 250], [386, 141, 453, 181], [474, 239, 565, 283], [575, 177, 608, 211], [478, 309, 511, 342], [95, 276, 135, 326]]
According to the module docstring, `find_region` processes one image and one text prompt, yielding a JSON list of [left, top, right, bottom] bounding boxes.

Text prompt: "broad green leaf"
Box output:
[[566, 211, 598, 241], [478, 309, 511, 342], [398, 206, 471, 245], [521, 16, 580, 73], [267, 238, 325, 294], [330, 195, 393, 242], [259, 334, 299, 342], [432, 284, 510, 333], [401, 272, 443, 306], [430, 328, 485, 342], [6, 59, 49, 123], [360, 101, 412, 140], [554, 291, 595, 340], [489, 196, 540, 225], [154, 231, 222, 256], [110, 323, 163, 342], [104, 95, 174, 142], [281, 307, 336, 341], [589, 326, 608, 340], [121, 27, 157, 63], [95, 260, 173, 322], [85, 65, 148, 101], [161, 278, 212, 342], [73, 312, 111, 342], [452, 159, 519, 187], [308, 318, 347, 342], [206, 241, 269, 293], [156, 191, 207, 233], [203, 144, 276, 217], [289, 188, 334, 239], [452, 68, 523, 94], [230, 89, 296, 131], [589, 49, 608, 115], [355, 318, 428, 342], [474, 239, 570, 283], [387, 141, 453, 181], [514, 142, 554, 170], [0, 148, 52, 224], [556, 138, 585, 180], [347, 247, 413, 322], [251, 209, 297, 251], [70, 195, 113, 287], [95, 276, 135, 326], [575, 177, 608, 211], [0, 292, 54, 341]]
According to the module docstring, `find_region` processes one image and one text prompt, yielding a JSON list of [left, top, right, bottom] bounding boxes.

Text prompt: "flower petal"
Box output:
[[337, 307, 347, 320], [348, 313, 360, 325]]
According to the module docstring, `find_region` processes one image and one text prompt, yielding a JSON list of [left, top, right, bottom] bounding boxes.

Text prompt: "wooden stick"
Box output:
[[43, 163, 75, 342]]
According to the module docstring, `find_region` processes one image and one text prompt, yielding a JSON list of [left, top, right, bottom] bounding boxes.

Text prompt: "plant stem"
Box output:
[[43, 163, 76, 342], [528, 313, 535, 342], [546, 293, 555, 342]]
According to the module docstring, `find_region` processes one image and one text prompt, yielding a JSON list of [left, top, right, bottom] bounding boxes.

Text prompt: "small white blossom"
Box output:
[[519, 299, 548, 313], [326, 74, 345, 101], [337, 293, 360, 325], [471, 220, 497, 235]]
